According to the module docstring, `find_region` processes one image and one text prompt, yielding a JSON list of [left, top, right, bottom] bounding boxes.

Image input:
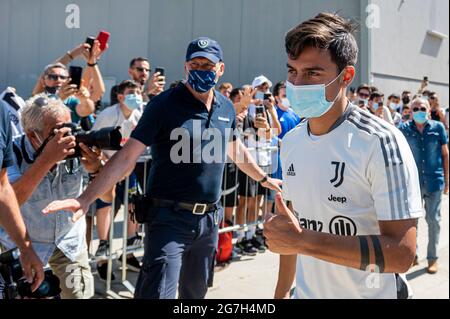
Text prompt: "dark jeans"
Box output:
[[134, 206, 222, 299]]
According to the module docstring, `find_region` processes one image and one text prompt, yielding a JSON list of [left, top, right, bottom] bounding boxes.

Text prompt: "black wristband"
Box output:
[[259, 174, 268, 184], [87, 62, 97, 67]]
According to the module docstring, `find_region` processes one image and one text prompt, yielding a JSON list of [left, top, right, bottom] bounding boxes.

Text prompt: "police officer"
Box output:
[[43, 37, 282, 299], [0, 104, 44, 293]]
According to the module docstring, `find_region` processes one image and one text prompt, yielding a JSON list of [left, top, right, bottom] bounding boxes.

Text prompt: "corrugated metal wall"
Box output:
[[0, 0, 362, 103]]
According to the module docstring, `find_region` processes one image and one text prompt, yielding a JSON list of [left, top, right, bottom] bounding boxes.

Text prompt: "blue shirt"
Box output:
[[131, 83, 237, 203], [0, 105, 14, 168], [276, 106, 301, 139], [399, 120, 448, 193], [64, 96, 81, 123]]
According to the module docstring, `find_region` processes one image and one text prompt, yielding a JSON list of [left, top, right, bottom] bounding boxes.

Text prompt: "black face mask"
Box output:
[[402, 96, 411, 105], [45, 86, 59, 95]]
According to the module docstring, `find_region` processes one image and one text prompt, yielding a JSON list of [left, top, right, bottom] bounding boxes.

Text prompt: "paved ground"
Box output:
[[93, 194, 449, 299]]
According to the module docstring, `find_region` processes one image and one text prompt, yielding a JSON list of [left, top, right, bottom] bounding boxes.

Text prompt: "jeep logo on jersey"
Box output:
[[330, 161, 345, 187], [329, 216, 357, 236]]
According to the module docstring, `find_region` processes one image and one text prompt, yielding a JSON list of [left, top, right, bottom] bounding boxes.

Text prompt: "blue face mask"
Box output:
[[413, 111, 428, 124], [124, 94, 143, 110], [187, 70, 217, 93], [372, 102, 380, 111], [286, 70, 344, 119]]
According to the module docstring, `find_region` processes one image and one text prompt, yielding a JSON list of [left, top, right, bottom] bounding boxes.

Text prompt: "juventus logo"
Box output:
[[330, 161, 345, 187]]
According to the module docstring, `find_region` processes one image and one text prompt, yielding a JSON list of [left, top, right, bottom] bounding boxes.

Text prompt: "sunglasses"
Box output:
[[47, 74, 69, 81], [413, 107, 427, 112], [135, 67, 150, 73]]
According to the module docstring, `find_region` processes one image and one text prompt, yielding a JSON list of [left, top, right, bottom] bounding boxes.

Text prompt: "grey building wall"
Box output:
[[0, 0, 362, 104], [370, 0, 449, 105]]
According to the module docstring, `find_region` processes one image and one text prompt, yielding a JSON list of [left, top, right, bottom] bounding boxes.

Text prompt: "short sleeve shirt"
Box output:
[[281, 104, 422, 299]]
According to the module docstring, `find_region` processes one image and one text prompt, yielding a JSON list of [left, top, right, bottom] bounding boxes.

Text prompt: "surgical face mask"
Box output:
[[372, 102, 380, 112], [255, 91, 265, 101], [124, 94, 143, 110], [403, 113, 411, 120], [286, 69, 344, 119], [389, 102, 398, 110], [358, 98, 368, 107], [413, 111, 428, 124], [187, 70, 218, 93]]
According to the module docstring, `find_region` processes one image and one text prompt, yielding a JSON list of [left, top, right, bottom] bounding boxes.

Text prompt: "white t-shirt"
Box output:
[[92, 104, 142, 158], [281, 104, 422, 299]]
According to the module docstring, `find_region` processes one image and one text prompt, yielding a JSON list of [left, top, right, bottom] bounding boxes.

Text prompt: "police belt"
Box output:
[[149, 197, 219, 215]]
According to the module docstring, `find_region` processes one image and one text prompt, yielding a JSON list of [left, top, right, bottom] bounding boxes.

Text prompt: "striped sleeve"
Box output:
[[349, 111, 423, 221]]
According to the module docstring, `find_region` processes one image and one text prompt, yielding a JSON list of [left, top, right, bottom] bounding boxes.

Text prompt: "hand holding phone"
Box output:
[[255, 106, 265, 118]]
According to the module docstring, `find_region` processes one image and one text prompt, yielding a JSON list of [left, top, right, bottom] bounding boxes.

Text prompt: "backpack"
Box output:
[[216, 222, 233, 263]]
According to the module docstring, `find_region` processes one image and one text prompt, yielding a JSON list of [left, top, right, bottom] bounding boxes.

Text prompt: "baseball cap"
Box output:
[[252, 75, 273, 89], [186, 37, 223, 64]]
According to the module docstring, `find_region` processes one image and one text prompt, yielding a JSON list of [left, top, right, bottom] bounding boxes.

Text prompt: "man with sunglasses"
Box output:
[[399, 97, 449, 274], [0, 96, 105, 298], [40, 63, 95, 124], [110, 57, 165, 105]]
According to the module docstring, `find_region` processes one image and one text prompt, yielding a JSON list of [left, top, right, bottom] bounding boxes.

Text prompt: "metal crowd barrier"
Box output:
[[87, 139, 279, 298]]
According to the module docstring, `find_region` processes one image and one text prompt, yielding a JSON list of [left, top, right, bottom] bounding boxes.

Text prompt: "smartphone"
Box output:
[[155, 67, 165, 77], [263, 93, 272, 100], [69, 66, 83, 89], [97, 30, 110, 51], [255, 106, 265, 118], [85, 36, 95, 53]]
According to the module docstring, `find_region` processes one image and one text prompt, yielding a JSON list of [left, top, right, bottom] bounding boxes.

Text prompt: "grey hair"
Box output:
[[21, 95, 71, 133], [44, 62, 68, 75]]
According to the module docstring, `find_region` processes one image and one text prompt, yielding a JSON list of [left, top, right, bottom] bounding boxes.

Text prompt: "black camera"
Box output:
[[0, 248, 61, 299], [59, 122, 123, 158]]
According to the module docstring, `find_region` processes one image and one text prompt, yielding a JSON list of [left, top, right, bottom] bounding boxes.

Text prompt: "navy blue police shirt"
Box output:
[[0, 105, 14, 169], [131, 83, 237, 203]]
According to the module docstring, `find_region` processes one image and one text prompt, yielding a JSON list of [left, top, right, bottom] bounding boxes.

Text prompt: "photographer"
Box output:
[[0, 97, 104, 299], [0, 105, 44, 295]]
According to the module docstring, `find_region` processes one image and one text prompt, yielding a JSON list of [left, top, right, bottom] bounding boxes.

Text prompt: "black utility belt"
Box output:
[[150, 197, 219, 215], [130, 194, 219, 224]]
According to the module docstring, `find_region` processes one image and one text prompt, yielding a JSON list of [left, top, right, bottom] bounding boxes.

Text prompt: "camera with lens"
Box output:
[[0, 248, 61, 299], [58, 122, 123, 159]]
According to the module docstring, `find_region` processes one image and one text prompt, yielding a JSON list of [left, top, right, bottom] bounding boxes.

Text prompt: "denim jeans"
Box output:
[[419, 187, 443, 261]]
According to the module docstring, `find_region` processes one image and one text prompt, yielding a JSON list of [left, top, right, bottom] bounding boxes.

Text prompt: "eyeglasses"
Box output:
[[413, 107, 427, 112], [135, 67, 150, 73], [33, 97, 49, 107], [358, 93, 370, 99], [47, 74, 69, 81]]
